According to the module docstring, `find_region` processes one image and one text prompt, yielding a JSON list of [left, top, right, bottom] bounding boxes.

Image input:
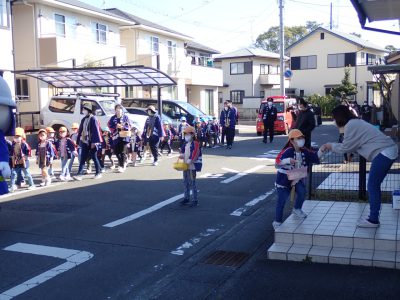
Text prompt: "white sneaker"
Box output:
[[117, 167, 124, 173], [94, 174, 102, 179], [109, 165, 115, 170], [27, 185, 36, 190], [40, 181, 46, 187], [357, 217, 379, 228], [10, 185, 17, 192], [101, 168, 106, 173], [65, 176, 72, 181], [45, 177, 51, 186], [292, 209, 307, 218], [272, 221, 282, 230], [153, 161, 158, 166], [74, 175, 83, 181], [59, 175, 66, 181]]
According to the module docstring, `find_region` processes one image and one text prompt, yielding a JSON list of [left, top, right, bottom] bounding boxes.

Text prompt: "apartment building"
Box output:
[[107, 8, 223, 117], [12, 0, 134, 113], [286, 27, 387, 104], [214, 48, 289, 119], [0, 0, 15, 99]]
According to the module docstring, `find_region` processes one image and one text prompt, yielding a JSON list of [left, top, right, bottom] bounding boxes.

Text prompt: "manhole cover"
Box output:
[[201, 250, 250, 268]]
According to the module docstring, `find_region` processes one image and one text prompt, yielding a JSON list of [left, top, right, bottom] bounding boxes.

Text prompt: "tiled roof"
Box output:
[[214, 48, 287, 60], [186, 41, 220, 54], [105, 8, 192, 39], [286, 27, 387, 52]]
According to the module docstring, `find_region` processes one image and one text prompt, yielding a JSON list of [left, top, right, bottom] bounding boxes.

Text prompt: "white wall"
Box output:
[[0, 13, 15, 100]]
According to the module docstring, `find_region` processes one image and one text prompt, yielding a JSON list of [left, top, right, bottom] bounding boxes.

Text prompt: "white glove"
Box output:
[[187, 159, 192, 164], [0, 161, 11, 178], [317, 150, 323, 158]]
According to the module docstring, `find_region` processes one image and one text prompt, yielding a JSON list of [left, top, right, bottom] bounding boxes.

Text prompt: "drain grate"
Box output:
[[201, 250, 250, 268]]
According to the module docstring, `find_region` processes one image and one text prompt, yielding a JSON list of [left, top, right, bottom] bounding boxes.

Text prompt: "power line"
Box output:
[[286, 0, 352, 8]]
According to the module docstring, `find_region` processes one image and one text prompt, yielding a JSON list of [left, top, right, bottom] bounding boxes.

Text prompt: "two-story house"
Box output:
[[12, 0, 134, 113], [214, 48, 289, 119], [0, 0, 15, 99], [107, 8, 223, 117], [286, 27, 387, 104]]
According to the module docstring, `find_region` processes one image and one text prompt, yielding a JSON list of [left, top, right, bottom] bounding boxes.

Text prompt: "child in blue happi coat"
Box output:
[[179, 126, 202, 207], [55, 126, 77, 181], [36, 129, 55, 186], [273, 129, 322, 230]]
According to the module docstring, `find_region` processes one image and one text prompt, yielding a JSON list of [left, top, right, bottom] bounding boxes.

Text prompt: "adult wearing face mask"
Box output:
[[74, 103, 103, 180], [262, 98, 278, 143], [360, 101, 371, 123], [293, 98, 315, 149], [220, 101, 236, 149], [320, 105, 398, 228], [142, 105, 164, 166], [108, 104, 131, 173]]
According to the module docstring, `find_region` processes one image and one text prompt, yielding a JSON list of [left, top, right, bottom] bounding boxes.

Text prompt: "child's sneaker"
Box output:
[[27, 185, 36, 190], [45, 177, 51, 186], [40, 181, 46, 187], [109, 165, 115, 170], [74, 175, 83, 181], [10, 185, 17, 192], [152, 161, 158, 166], [179, 198, 190, 206], [59, 175, 66, 181], [65, 176, 72, 181], [94, 173, 102, 179], [189, 201, 198, 207], [272, 221, 282, 230], [292, 209, 307, 218]]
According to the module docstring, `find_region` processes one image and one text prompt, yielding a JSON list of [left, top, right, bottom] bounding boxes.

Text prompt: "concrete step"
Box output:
[[267, 200, 400, 269]]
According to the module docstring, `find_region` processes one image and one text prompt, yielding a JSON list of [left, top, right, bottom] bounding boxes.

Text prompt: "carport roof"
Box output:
[[13, 66, 176, 88]]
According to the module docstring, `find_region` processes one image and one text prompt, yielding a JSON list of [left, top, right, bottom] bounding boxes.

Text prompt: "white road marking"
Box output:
[[221, 165, 265, 184], [0, 243, 93, 300], [103, 193, 185, 228], [230, 188, 276, 216], [221, 167, 239, 173], [199, 173, 226, 179], [171, 227, 220, 256]]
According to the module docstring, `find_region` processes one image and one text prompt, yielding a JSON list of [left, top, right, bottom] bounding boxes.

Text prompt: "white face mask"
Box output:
[[296, 139, 305, 148], [83, 110, 89, 116], [268, 102, 272, 107], [224, 107, 228, 111], [116, 108, 123, 116], [184, 135, 192, 142], [59, 132, 67, 138], [14, 137, 22, 143]]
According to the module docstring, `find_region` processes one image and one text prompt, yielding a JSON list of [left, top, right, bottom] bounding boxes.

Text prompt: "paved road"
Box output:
[[1, 124, 399, 300]]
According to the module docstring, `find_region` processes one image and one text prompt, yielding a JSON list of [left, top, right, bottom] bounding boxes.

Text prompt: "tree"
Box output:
[[385, 45, 397, 52], [330, 68, 357, 101], [254, 21, 322, 53], [307, 94, 336, 117], [372, 73, 396, 126]]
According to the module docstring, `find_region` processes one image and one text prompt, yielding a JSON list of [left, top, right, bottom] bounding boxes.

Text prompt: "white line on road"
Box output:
[[230, 188, 276, 216], [103, 193, 184, 228], [171, 227, 221, 256], [0, 243, 93, 300], [221, 167, 239, 173], [220, 165, 265, 184]]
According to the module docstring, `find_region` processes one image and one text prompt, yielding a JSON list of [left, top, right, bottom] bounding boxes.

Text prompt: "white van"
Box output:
[[41, 93, 147, 132]]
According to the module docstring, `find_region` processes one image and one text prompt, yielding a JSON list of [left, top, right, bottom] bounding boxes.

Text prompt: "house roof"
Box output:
[[286, 27, 387, 52], [105, 8, 192, 39], [214, 48, 287, 61], [47, 0, 133, 24], [186, 41, 220, 54]]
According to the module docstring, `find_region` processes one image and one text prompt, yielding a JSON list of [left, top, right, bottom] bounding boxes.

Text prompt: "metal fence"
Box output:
[[308, 150, 400, 203]]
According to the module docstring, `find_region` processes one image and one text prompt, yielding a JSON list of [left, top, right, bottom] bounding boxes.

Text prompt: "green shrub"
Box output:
[[306, 94, 337, 117]]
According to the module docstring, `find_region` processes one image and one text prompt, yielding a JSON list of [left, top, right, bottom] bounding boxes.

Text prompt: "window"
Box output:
[[291, 55, 317, 70], [260, 64, 267, 75], [16, 78, 29, 101], [270, 65, 279, 75], [218, 91, 223, 103], [260, 90, 265, 98], [367, 53, 377, 65], [187, 50, 196, 64], [92, 22, 107, 44], [230, 90, 244, 104], [49, 98, 76, 113], [328, 53, 356, 68], [167, 40, 176, 58], [320, 33, 324, 40], [151, 36, 159, 54], [81, 100, 102, 115], [299, 90, 305, 97], [0, 0, 9, 28], [204, 90, 214, 115], [230, 62, 252, 75], [55, 14, 65, 37]]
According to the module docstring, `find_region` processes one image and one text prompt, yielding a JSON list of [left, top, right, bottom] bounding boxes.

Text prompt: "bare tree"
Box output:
[[372, 72, 396, 126]]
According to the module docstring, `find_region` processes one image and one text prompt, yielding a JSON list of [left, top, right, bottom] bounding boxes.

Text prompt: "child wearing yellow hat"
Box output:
[[273, 129, 322, 230], [55, 126, 77, 181], [9, 127, 35, 192]]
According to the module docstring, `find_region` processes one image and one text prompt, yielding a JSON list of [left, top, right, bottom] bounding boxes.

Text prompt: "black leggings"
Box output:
[[115, 141, 128, 167]]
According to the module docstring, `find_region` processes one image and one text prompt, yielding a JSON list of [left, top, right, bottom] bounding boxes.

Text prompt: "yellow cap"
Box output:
[[15, 127, 25, 137], [71, 122, 79, 129], [183, 126, 195, 134], [46, 126, 55, 133], [288, 129, 304, 140], [59, 126, 67, 132]]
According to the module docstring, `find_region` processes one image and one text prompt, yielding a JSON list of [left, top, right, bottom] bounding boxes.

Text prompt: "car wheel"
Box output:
[[257, 131, 262, 136]]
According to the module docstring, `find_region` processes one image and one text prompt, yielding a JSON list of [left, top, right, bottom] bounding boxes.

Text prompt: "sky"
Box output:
[[86, 0, 400, 54]]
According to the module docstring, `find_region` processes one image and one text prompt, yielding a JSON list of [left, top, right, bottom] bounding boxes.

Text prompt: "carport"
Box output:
[[13, 65, 176, 130]]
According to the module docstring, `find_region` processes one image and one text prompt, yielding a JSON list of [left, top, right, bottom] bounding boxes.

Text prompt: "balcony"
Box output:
[[187, 64, 223, 87], [259, 74, 280, 85]]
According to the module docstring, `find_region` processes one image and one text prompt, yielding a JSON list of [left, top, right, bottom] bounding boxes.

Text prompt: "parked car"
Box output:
[[125, 107, 175, 129], [256, 96, 297, 135], [41, 93, 147, 132], [122, 98, 212, 128]]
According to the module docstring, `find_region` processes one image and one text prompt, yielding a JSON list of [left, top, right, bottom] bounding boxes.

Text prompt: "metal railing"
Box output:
[[307, 151, 400, 202]]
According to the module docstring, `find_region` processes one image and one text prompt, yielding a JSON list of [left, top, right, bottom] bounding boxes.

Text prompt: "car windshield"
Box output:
[[260, 102, 284, 113], [99, 99, 129, 115], [174, 101, 206, 116]]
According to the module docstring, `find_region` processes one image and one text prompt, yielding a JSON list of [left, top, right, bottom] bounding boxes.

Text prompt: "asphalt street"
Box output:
[[1, 123, 399, 300]]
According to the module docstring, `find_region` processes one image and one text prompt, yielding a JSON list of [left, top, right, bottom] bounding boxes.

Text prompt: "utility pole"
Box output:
[[279, 0, 285, 96]]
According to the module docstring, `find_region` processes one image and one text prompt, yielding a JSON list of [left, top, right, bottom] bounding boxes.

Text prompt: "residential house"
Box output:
[[286, 27, 387, 104], [107, 8, 223, 117], [12, 0, 134, 113], [213, 48, 289, 119], [0, 0, 15, 99]]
